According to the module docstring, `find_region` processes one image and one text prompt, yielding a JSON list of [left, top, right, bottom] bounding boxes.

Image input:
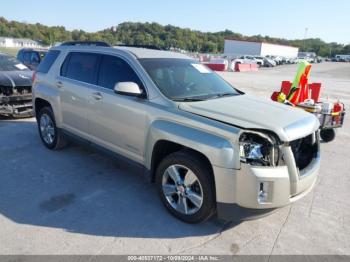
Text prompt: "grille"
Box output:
[[0, 86, 32, 96], [290, 133, 318, 171]]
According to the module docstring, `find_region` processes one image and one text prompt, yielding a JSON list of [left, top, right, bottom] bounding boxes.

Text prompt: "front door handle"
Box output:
[[56, 81, 64, 88], [92, 92, 103, 100]]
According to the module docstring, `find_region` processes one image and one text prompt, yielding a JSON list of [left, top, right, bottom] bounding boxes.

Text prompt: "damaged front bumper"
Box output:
[[215, 133, 320, 221], [0, 94, 33, 117]]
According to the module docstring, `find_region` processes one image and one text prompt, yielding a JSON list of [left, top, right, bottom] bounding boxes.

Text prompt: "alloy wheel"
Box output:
[[40, 113, 55, 145], [161, 164, 203, 215]]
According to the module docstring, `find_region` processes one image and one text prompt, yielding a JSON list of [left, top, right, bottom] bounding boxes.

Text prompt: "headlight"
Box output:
[[240, 142, 265, 160], [239, 131, 279, 166]]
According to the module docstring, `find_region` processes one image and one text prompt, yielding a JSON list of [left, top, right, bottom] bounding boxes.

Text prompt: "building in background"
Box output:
[[335, 54, 350, 60], [224, 39, 299, 58], [0, 37, 42, 48]]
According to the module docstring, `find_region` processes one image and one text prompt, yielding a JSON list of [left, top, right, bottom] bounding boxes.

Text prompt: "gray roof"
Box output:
[[114, 46, 191, 59], [54, 45, 192, 59]]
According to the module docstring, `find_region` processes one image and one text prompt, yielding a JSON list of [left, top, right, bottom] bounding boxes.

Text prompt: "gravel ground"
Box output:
[[0, 62, 349, 255]]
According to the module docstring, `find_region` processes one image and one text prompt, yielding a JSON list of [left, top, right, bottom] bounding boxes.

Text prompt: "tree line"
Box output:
[[0, 17, 349, 56]]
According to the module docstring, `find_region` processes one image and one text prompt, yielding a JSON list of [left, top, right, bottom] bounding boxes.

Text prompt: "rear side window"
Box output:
[[37, 50, 60, 73], [23, 52, 31, 64], [97, 55, 142, 89], [61, 52, 99, 84], [31, 52, 40, 63]]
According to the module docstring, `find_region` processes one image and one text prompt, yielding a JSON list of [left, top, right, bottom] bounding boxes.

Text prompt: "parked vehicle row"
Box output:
[[228, 55, 304, 69], [329, 55, 350, 62], [228, 54, 328, 68]]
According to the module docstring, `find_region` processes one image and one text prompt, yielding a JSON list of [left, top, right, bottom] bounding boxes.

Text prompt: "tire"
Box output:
[[37, 106, 68, 150], [155, 150, 216, 223], [320, 129, 336, 143]]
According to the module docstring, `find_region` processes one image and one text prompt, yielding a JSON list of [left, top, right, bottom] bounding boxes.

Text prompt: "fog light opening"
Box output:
[[258, 182, 270, 204]]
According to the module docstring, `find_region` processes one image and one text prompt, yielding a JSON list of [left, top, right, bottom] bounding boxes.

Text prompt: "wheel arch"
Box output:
[[145, 120, 238, 180], [34, 98, 52, 118], [150, 140, 214, 183]]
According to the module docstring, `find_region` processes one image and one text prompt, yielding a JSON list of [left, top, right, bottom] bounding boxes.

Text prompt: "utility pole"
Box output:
[[303, 27, 308, 51], [49, 31, 52, 47]]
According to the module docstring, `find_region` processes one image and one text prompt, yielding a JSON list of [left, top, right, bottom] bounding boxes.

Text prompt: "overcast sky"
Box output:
[[1, 0, 349, 44]]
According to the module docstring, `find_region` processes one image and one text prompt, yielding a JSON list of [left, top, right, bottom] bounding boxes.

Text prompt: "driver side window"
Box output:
[[97, 55, 143, 90]]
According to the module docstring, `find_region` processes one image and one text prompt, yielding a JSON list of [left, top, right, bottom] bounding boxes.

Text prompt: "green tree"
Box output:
[[0, 16, 348, 55]]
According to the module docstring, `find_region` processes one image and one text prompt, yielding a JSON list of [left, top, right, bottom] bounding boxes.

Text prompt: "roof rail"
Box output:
[[116, 44, 163, 50], [60, 41, 111, 47]]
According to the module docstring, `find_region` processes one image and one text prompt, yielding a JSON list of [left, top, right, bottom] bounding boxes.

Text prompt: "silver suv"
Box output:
[[33, 43, 320, 223]]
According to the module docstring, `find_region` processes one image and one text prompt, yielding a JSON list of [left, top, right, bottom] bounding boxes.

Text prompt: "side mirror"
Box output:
[[114, 82, 143, 97]]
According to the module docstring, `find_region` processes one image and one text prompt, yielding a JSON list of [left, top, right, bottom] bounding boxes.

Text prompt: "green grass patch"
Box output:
[[0, 47, 21, 56]]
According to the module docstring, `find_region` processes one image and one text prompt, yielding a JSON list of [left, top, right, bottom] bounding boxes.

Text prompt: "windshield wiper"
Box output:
[[208, 92, 236, 99], [172, 92, 237, 102], [172, 97, 205, 102]]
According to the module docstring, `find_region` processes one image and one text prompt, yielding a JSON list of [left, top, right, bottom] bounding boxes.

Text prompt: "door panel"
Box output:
[[88, 88, 147, 163], [87, 54, 147, 163], [59, 52, 100, 137], [59, 78, 92, 137]]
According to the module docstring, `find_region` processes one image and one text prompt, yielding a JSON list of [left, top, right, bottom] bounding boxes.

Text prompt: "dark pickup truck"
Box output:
[[0, 53, 33, 117]]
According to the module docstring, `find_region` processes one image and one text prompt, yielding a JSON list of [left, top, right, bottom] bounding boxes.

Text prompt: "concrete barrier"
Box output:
[[250, 64, 259, 71], [205, 63, 227, 71], [235, 63, 251, 72], [234, 63, 259, 72]]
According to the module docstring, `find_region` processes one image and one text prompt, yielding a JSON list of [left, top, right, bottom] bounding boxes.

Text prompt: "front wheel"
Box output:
[[156, 151, 216, 223]]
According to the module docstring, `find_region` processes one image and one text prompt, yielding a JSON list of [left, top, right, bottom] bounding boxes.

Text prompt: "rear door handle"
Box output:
[[92, 92, 103, 100], [56, 81, 64, 88]]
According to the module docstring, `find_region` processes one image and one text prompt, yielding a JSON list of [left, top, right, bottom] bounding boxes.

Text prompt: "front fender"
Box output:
[[144, 120, 239, 170]]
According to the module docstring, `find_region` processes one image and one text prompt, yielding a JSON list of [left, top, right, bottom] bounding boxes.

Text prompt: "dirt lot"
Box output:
[[0, 62, 349, 255]]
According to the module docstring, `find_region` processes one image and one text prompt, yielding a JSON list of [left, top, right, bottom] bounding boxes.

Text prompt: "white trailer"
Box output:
[[224, 39, 299, 58], [335, 54, 350, 60]]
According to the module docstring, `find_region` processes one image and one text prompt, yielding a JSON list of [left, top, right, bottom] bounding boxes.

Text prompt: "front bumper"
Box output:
[[214, 146, 319, 221], [0, 94, 33, 117]]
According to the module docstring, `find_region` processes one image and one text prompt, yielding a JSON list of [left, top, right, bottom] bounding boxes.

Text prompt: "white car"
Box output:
[[253, 56, 265, 67], [266, 55, 283, 65], [231, 55, 258, 67], [263, 57, 277, 67]]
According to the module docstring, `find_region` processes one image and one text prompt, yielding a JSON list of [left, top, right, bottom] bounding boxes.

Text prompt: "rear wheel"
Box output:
[[156, 151, 216, 223], [37, 106, 67, 150]]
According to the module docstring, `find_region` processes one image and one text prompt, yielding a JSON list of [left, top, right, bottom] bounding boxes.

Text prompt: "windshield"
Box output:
[[139, 58, 241, 101], [0, 55, 29, 71]]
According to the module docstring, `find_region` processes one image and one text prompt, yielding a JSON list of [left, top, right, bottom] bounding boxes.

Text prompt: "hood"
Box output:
[[179, 94, 319, 142], [0, 70, 32, 87]]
